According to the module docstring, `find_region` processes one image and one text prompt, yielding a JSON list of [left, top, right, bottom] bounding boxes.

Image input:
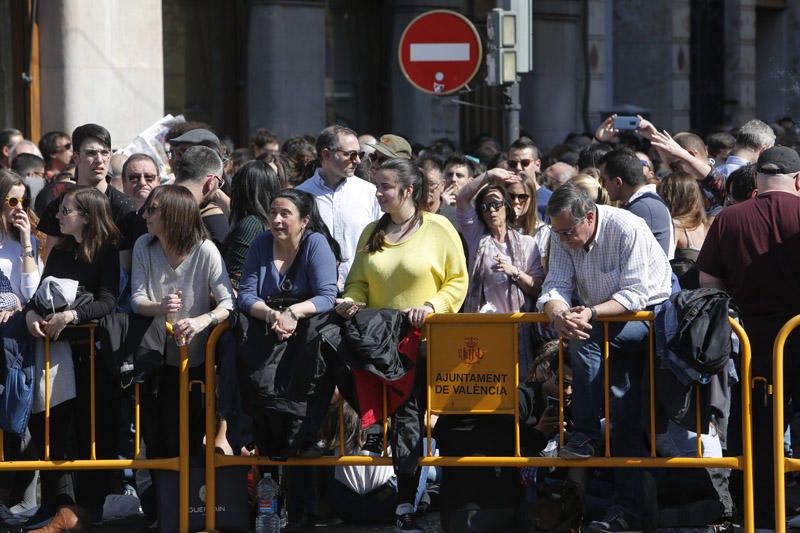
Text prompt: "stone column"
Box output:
[[247, 0, 327, 139], [390, 0, 463, 146], [609, 0, 690, 132], [585, 0, 612, 129], [724, 0, 756, 125], [518, 0, 584, 149], [38, 0, 164, 145], [671, 0, 691, 132], [0, 0, 13, 128]]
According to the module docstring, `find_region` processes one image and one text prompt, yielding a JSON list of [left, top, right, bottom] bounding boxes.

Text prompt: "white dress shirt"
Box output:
[[537, 204, 672, 311], [297, 170, 382, 288]]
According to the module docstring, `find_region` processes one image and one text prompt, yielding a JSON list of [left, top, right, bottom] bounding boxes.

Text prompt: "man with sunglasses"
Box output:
[[506, 137, 551, 221], [38, 131, 73, 180], [537, 181, 671, 532], [296, 125, 381, 289]]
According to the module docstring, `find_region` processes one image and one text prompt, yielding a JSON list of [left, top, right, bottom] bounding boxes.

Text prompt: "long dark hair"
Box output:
[[144, 185, 208, 256], [271, 188, 343, 263], [57, 187, 120, 263], [229, 160, 281, 227], [364, 158, 427, 253], [475, 184, 515, 233]]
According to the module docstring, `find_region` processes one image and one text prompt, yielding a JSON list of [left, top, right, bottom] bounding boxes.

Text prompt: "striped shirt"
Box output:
[[537, 205, 672, 312]]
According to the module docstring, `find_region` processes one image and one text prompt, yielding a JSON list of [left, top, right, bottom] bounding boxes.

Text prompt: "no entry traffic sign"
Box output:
[[398, 10, 482, 95]]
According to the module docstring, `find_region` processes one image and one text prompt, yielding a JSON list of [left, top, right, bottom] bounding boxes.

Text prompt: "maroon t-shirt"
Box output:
[[696, 191, 800, 322]]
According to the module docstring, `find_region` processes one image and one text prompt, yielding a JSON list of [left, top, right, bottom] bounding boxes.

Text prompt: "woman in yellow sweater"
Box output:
[[337, 157, 467, 533]]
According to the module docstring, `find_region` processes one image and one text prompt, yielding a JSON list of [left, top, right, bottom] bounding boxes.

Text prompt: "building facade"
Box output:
[[1, 0, 799, 152]]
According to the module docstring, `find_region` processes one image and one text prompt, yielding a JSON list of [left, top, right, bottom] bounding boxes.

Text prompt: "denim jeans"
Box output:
[[569, 318, 650, 516]]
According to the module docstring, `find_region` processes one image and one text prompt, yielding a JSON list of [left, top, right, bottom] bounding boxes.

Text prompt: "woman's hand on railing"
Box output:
[[161, 290, 182, 316], [406, 303, 434, 329], [42, 311, 72, 340], [25, 310, 46, 338], [173, 314, 210, 345]]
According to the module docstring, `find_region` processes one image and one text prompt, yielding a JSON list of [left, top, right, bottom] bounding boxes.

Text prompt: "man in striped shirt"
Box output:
[[537, 181, 671, 532]]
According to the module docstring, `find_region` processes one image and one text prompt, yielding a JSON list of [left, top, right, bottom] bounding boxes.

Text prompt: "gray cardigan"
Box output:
[[131, 235, 234, 367]]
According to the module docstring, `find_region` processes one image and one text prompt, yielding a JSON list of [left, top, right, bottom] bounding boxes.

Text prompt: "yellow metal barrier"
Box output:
[[0, 322, 192, 533], [203, 312, 754, 532], [772, 314, 800, 533]]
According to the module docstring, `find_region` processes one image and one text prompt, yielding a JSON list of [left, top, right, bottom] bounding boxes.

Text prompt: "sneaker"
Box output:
[[558, 432, 598, 459], [395, 512, 424, 533], [587, 507, 641, 532]]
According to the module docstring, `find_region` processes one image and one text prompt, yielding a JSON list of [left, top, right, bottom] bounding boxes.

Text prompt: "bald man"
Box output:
[[543, 161, 577, 191]]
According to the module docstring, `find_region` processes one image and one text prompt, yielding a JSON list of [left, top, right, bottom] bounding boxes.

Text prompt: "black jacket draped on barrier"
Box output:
[[236, 308, 420, 466]]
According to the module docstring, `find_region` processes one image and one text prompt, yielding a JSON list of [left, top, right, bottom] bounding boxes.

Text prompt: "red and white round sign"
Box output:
[[398, 10, 482, 95]]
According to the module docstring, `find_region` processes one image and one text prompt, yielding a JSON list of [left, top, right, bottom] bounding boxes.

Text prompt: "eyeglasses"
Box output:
[[479, 200, 505, 212], [82, 149, 111, 160], [128, 173, 158, 183], [549, 217, 586, 237], [145, 204, 161, 214], [507, 193, 530, 203], [5, 196, 30, 209], [335, 149, 361, 161], [507, 159, 533, 169]]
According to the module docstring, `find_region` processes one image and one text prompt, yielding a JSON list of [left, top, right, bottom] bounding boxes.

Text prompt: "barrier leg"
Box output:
[[205, 343, 217, 531], [771, 317, 795, 533], [179, 345, 189, 533]]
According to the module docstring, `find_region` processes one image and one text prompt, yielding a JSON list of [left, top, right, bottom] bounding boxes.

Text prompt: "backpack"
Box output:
[[667, 289, 734, 376], [0, 314, 34, 434]]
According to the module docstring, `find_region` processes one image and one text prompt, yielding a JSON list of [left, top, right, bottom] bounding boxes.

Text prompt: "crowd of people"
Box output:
[[0, 112, 798, 533]]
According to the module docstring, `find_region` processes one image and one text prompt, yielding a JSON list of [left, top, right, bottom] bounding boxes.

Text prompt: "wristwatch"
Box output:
[[20, 247, 33, 258], [590, 306, 598, 322], [207, 310, 219, 326]]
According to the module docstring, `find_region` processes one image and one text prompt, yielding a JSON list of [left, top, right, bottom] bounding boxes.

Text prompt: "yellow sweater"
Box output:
[[343, 212, 468, 313]]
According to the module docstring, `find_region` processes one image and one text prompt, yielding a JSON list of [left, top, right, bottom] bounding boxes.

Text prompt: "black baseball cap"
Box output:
[[756, 145, 800, 175]]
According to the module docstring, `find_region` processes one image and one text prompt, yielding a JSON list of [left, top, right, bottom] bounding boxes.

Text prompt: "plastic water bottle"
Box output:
[[255, 473, 280, 533]]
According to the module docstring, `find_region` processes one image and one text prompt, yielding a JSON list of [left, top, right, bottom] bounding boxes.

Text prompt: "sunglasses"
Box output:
[[479, 200, 505, 212], [5, 196, 30, 210], [507, 159, 533, 169], [550, 217, 586, 237], [369, 152, 389, 164], [507, 193, 530, 202], [335, 149, 361, 161]]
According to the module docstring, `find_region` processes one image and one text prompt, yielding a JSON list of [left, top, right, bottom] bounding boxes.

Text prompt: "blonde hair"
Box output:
[[571, 173, 610, 205]]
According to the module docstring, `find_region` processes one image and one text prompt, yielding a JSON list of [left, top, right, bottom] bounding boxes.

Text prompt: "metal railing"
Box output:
[[771, 314, 800, 533], [0, 322, 191, 532], [202, 312, 754, 532]]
